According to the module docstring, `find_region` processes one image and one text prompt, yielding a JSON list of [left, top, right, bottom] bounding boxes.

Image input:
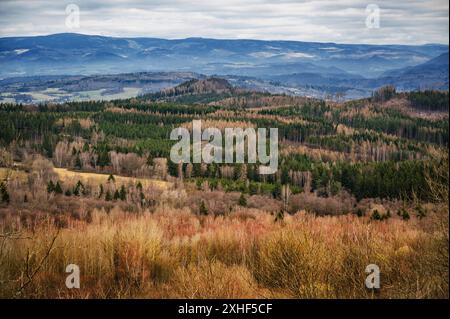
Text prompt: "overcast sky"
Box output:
[[0, 0, 448, 44]]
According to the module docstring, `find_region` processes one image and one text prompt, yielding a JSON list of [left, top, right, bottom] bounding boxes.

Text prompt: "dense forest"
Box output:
[[0, 81, 448, 299], [0, 84, 448, 204]]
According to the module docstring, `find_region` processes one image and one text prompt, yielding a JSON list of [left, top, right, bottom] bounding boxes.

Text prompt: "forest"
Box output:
[[0, 81, 448, 298]]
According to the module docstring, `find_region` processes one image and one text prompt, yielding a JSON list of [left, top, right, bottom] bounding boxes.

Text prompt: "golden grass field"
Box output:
[[0, 167, 170, 190], [0, 167, 26, 181], [0, 206, 448, 299], [53, 168, 170, 189], [0, 158, 448, 299]]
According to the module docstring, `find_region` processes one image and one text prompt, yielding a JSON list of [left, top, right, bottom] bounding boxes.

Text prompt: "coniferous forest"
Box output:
[[0, 81, 448, 298]]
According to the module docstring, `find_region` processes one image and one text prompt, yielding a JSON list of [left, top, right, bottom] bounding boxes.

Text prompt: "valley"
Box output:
[[0, 78, 448, 298], [1, 34, 448, 103]]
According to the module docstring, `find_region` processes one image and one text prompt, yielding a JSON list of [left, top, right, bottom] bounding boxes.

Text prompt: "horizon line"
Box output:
[[1, 32, 449, 47]]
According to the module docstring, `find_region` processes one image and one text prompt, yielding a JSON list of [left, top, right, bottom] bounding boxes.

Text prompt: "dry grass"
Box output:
[[53, 168, 170, 189], [0, 207, 447, 299], [0, 167, 27, 181], [1, 167, 170, 190]]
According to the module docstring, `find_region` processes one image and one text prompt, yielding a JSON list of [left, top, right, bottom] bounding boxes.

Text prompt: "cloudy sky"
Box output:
[[0, 0, 448, 44]]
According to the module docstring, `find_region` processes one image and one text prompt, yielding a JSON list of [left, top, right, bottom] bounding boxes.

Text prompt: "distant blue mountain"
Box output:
[[271, 52, 449, 92], [375, 52, 449, 90], [0, 33, 447, 79]]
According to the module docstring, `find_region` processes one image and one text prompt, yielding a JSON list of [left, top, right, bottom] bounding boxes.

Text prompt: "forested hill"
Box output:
[[0, 87, 448, 202], [169, 78, 234, 94], [143, 78, 237, 101]]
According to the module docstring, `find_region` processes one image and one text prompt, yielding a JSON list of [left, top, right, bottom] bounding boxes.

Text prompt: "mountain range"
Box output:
[[0, 33, 448, 101]]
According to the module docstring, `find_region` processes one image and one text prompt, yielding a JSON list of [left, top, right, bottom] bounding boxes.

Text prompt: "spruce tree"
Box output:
[[105, 190, 112, 201], [0, 183, 10, 204], [119, 185, 127, 201], [47, 180, 55, 193], [54, 181, 63, 194], [238, 193, 247, 206], [199, 200, 208, 215]]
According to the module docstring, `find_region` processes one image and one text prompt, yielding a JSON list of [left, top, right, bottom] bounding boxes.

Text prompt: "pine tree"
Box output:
[[105, 190, 112, 201], [73, 180, 84, 196], [272, 182, 282, 199], [54, 181, 63, 194], [97, 147, 110, 167], [98, 184, 104, 198], [238, 193, 247, 206], [0, 182, 10, 204], [415, 204, 427, 219], [355, 208, 364, 217], [2, 189, 9, 204], [140, 192, 145, 206], [42, 134, 53, 158], [75, 154, 82, 169], [193, 163, 202, 177], [275, 210, 284, 223], [199, 200, 208, 215], [371, 210, 382, 221], [47, 180, 55, 193], [119, 185, 127, 201]]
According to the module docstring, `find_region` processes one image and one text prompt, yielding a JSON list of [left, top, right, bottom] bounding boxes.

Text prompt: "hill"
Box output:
[[1, 33, 447, 79]]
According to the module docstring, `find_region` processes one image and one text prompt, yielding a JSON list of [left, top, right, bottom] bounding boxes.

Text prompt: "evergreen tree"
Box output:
[[238, 193, 247, 206], [119, 185, 127, 201], [75, 154, 82, 169], [54, 181, 63, 194], [73, 180, 84, 196], [193, 163, 202, 177], [139, 192, 145, 206], [42, 134, 53, 158], [0, 182, 10, 204], [98, 184, 104, 198], [47, 180, 55, 193], [199, 200, 208, 215], [371, 210, 382, 221], [105, 190, 112, 201], [272, 182, 282, 199]]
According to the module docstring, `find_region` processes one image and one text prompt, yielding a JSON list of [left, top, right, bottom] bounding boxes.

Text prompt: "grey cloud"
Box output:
[[0, 0, 448, 44]]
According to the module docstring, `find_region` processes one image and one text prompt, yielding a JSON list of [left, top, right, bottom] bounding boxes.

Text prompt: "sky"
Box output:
[[0, 0, 448, 44]]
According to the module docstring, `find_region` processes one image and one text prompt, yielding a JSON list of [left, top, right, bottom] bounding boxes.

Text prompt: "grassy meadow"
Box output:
[[0, 203, 448, 298]]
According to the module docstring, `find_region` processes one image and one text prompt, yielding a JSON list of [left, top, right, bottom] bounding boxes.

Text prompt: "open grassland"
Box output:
[[0, 167, 27, 181], [0, 167, 170, 190], [53, 168, 170, 190], [0, 207, 447, 299]]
